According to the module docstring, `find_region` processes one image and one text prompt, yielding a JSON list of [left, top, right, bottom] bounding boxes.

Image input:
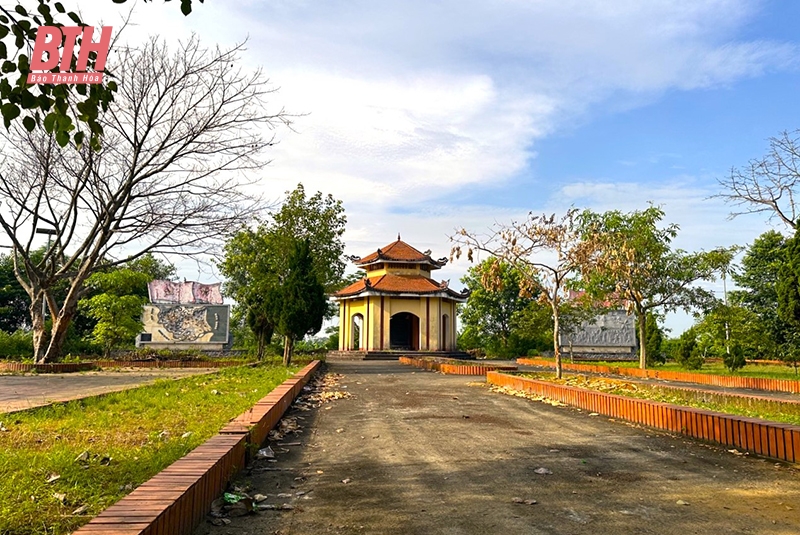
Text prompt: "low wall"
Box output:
[[0, 361, 97, 373], [0, 360, 246, 374], [517, 357, 800, 394], [400, 356, 517, 376], [488, 371, 800, 464], [72, 360, 322, 535]]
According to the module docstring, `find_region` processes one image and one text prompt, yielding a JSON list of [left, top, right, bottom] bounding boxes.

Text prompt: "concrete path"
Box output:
[[198, 361, 800, 535], [0, 368, 218, 413]]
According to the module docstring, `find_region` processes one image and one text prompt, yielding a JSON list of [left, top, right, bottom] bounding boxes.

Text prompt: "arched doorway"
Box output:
[[442, 314, 449, 351], [390, 312, 419, 350], [351, 314, 364, 350]]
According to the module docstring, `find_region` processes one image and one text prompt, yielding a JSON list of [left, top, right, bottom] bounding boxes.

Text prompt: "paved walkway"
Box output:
[[198, 361, 800, 535], [0, 368, 218, 413]]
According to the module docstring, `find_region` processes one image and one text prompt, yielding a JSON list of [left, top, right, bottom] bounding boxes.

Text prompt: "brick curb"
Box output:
[[488, 371, 800, 464], [517, 357, 800, 394], [400, 356, 517, 376], [0, 360, 247, 374], [72, 360, 322, 535]]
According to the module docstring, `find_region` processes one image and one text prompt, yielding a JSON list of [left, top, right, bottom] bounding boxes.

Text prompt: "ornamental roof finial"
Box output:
[[397, 232, 401, 241]]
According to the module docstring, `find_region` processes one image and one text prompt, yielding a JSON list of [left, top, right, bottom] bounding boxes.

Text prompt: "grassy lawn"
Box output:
[[525, 356, 800, 381], [0, 363, 298, 535], [519, 372, 800, 427]]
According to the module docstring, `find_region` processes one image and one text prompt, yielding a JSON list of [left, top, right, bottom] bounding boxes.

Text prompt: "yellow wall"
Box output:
[[338, 295, 458, 351]]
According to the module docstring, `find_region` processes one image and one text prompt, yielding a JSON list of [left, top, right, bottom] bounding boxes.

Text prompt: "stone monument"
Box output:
[[136, 280, 230, 351]]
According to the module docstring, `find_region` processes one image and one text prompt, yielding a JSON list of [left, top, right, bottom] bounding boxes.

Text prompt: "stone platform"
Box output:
[[326, 350, 473, 361]]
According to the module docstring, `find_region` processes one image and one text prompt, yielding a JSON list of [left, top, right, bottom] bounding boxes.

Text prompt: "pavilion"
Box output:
[[330, 236, 469, 358]]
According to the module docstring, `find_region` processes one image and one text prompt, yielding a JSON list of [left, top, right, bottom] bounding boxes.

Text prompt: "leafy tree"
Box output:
[[452, 209, 599, 378], [0, 1, 202, 147], [219, 184, 346, 361], [271, 240, 327, 366], [579, 206, 722, 369], [776, 228, 800, 372], [458, 258, 549, 358], [0, 250, 31, 331], [732, 231, 791, 358], [0, 36, 286, 363], [77, 269, 150, 357], [675, 326, 703, 370]]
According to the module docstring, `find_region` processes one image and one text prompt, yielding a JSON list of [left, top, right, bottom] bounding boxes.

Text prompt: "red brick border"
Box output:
[[400, 356, 517, 376], [0, 361, 97, 373], [488, 371, 800, 464], [0, 360, 245, 374], [72, 360, 322, 535], [517, 357, 800, 394]]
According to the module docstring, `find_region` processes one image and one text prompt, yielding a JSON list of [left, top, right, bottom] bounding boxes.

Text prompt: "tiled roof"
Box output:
[[333, 273, 468, 300], [355, 238, 445, 266]]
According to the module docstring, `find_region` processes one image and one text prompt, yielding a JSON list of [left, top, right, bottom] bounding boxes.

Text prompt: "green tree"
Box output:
[[219, 184, 346, 361], [0, 251, 30, 331], [675, 326, 703, 370], [580, 206, 722, 369], [77, 269, 150, 357], [271, 240, 327, 366], [459, 258, 548, 358], [732, 231, 791, 357], [776, 228, 800, 372]]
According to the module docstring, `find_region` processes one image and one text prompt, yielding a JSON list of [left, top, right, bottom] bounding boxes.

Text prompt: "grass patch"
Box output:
[[0, 363, 298, 535], [519, 372, 800, 427], [525, 356, 800, 381]]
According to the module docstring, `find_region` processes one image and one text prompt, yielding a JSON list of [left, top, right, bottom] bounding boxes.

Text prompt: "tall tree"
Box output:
[[731, 231, 790, 356], [451, 209, 598, 378], [580, 206, 722, 369], [0, 250, 31, 331], [272, 240, 327, 366], [0, 36, 288, 362], [219, 184, 346, 360]]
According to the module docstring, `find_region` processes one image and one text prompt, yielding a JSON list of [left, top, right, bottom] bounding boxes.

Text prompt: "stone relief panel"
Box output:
[[559, 309, 636, 348], [142, 304, 229, 343]]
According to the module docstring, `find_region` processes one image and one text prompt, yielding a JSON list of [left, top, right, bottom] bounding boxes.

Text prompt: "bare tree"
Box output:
[[0, 36, 290, 362], [451, 209, 598, 378], [717, 130, 800, 229]]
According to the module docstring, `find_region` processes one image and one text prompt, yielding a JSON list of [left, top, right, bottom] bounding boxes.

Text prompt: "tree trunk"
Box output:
[[31, 298, 47, 363], [553, 304, 562, 379], [638, 310, 647, 370], [42, 310, 75, 363], [283, 335, 294, 367], [257, 330, 266, 360]]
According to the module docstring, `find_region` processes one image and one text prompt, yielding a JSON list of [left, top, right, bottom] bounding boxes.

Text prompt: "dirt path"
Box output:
[[197, 361, 800, 535], [0, 368, 218, 413]]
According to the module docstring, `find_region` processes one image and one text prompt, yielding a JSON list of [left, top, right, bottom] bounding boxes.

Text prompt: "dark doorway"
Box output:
[[390, 312, 419, 350]]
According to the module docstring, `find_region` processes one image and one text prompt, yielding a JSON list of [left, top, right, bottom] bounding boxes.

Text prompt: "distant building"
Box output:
[[330, 236, 469, 358]]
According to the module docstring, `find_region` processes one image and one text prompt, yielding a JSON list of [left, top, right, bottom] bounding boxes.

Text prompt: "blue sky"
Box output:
[[75, 0, 800, 335]]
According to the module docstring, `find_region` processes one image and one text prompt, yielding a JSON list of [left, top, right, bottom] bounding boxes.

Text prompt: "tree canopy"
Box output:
[[219, 184, 346, 362], [579, 206, 723, 369]]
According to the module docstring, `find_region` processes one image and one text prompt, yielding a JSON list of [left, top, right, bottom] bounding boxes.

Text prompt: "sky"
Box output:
[[30, 1, 800, 334]]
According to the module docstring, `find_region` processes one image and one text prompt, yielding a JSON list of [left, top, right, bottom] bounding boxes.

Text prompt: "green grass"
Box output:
[[519, 372, 800, 427], [0, 363, 298, 535], [526, 356, 800, 381]]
